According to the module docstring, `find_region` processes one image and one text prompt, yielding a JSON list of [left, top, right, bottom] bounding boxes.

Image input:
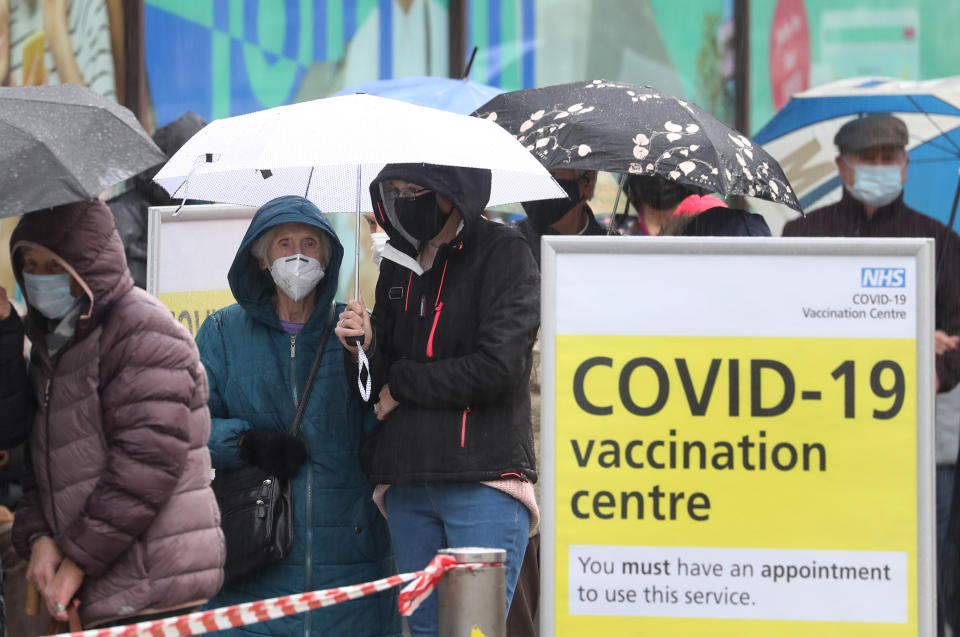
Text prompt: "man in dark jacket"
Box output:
[[514, 168, 606, 267], [336, 163, 540, 637], [782, 113, 960, 634], [782, 114, 960, 393]]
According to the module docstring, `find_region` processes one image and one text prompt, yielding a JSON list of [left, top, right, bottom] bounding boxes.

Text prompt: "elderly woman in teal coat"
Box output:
[[197, 195, 399, 637]]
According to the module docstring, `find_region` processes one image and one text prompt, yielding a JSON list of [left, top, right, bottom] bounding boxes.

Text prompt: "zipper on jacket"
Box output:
[[426, 302, 444, 358], [425, 259, 450, 358], [460, 406, 470, 447], [404, 272, 413, 313], [434, 260, 449, 306], [42, 366, 59, 534], [305, 461, 313, 637], [290, 335, 298, 407], [419, 293, 426, 318]]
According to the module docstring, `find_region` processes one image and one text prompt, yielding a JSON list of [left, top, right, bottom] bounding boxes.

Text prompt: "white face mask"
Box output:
[[269, 254, 325, 301], [370, 232, 389, 267], [845, 160, 904, 208]]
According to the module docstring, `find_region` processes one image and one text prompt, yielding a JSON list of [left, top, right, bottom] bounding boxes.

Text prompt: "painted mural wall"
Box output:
[[751, 0, 960, 134], [144, 0, 736, 127], [146, 0, 456, 126]]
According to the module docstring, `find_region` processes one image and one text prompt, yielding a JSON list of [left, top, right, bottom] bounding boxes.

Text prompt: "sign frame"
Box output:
[[539, 236, 935, 636], [146, 203, 256, 297]]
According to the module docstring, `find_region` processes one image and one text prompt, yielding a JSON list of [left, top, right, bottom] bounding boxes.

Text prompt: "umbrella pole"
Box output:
[[355, 164, 362, 300], [305, 167, 315, 198], [607, 173, 627, 235], [936, 171, 960, 286]]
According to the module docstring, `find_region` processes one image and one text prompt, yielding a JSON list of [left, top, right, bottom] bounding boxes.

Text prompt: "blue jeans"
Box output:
[[384, 482, 530, 637]]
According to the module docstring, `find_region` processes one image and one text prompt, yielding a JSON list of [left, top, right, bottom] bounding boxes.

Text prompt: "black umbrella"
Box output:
[[0, 83, 166, 218], [473, 79, 802, 212]]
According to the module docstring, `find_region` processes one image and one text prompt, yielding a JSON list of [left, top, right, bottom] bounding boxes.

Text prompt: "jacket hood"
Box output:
[[228, 195, 343, 333], [369, 163, 492, 250], [136, 111, 208, 203], [10, 199, 133, 337], [681, 207, 772, 237], [153, 111, 207, 158]]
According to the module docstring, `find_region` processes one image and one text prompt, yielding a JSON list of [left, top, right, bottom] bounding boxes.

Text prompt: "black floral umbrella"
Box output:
[[473, 79, 802, 212]]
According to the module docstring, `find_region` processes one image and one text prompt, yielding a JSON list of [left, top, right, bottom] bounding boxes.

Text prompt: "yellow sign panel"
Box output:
[[158, 289, 237, 338], [554, 335, 916, 636]]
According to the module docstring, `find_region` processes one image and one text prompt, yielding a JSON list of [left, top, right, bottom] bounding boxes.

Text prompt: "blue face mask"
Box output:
[[22, 272, 78, 320], [845, 161, 904, 208]]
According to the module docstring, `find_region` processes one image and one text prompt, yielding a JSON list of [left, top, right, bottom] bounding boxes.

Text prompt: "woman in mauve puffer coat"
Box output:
[[6, 199, 225, 629]]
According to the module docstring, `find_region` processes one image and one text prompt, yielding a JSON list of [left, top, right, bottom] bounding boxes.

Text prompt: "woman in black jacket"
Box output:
[[337, 163, 540, 637]]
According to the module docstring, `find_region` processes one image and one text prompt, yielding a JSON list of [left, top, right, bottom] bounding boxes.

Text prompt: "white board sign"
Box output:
[[540, 236, 935, 637]]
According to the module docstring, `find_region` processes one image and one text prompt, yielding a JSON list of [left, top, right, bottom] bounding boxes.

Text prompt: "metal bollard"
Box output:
[[437, 547, 506, 637]]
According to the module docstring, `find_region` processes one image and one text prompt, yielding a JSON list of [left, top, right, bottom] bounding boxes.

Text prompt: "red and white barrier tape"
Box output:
[[53, 554, 500, 637]]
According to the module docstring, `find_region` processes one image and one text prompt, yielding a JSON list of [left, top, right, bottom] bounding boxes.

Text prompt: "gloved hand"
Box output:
[[238, 430, 308, 480]]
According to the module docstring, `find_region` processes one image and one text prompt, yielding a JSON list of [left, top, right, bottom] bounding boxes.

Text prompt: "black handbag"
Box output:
[[212, 303, 336, 584]]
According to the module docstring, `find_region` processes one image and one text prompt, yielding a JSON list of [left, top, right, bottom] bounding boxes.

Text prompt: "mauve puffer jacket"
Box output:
[[9, 200, 225, 627]]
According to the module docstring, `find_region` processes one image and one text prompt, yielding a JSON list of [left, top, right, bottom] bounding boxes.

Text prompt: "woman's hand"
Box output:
[[335, 297, 372, 354], [935, 329, 959, 356], [375, 384, 399, 421], [46, 557, 84, 621], [0, 285, 10, 320], [26, 536, 62, 601]]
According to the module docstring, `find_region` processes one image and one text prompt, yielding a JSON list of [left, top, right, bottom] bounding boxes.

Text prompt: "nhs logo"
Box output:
[[861, 267, 906, 288]]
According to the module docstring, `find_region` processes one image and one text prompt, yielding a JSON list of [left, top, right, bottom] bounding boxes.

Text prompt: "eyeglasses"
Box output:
[[385, 186, 432, 201]]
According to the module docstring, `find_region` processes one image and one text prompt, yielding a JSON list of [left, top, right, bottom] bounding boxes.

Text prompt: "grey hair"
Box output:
[[251, 224, 332, 268]]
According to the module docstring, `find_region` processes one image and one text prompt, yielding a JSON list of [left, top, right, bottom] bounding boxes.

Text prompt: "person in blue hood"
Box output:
[[197, 196, 400, 637]]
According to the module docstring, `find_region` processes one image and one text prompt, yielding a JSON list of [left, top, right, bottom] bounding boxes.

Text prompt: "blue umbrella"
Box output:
[[335, 75, 504, 115], [754, 76, 960, 228]]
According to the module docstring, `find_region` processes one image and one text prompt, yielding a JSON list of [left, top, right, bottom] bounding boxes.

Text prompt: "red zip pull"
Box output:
[[460, 406, 470, 447], [426, 258, 450, 356], [426, 302, 443, 357], [404, 271, 413, 312]]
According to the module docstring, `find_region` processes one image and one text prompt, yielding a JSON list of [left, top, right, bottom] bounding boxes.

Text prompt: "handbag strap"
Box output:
[[290, 302, 336, 437]]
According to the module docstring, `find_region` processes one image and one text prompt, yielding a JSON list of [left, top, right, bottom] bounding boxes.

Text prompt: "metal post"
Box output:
[[123, 0, 150, 132], [733, 0, 750, 135], [448, 0, 467, 79], [437, 548, 506, 637]]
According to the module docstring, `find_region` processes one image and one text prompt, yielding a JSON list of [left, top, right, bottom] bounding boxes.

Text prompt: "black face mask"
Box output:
[[521, 177, 583, 229], [394, 191, 448, 242]]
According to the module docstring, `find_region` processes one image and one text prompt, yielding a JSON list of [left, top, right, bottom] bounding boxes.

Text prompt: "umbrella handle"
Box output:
[[355, 339, 372, 401], [608, 173, 628, 235]]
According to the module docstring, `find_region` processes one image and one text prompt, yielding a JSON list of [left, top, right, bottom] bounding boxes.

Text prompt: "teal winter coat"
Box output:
[[197, 196, 399, 637]]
